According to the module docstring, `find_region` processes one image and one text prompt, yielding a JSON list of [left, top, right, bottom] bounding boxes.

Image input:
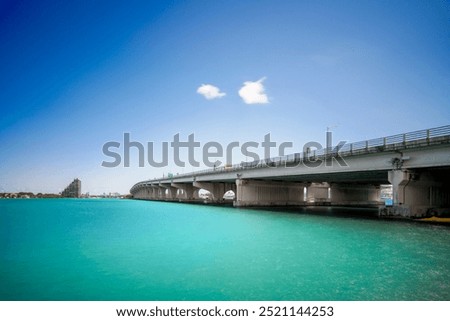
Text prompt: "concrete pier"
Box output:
[[234, 179, 306, 207], [306, 183, 330, 204], [171, 183, 200, 201], [330, 183, 381, 206], [160, 183, 177, 200], [383, 169, 450, 217]]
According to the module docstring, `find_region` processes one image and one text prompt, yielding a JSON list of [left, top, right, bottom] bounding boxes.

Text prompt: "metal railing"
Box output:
[[130, 125, 450, 191]]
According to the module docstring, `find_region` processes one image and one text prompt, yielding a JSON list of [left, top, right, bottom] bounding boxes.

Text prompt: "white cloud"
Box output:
[[238, 77, 269, 104], [197, 84, 226, 100]]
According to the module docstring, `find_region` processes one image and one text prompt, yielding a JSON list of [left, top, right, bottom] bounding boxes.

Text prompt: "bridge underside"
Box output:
[[131, 133, 450, 219], [255, 169, 390, 184]]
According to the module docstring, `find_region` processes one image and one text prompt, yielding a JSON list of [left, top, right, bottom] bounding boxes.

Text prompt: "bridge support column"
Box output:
[[150, 185, 164, 199], [160, 184, 177, 200], [152, 186, 159, 200], [134, 189, 142, 199], [382, 169, 450, 218], [171, 183, 200, 201], [330, 183, 381, 206], [136, 186, 152, 199], [144, 186, 153, 200], [147, 186, 156, 199], [306, 183, 330, 205], [234, 179, 306, 207], [134, 188, 144, 199]]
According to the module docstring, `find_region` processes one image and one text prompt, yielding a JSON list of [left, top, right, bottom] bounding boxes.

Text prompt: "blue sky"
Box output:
[[0, 0, 449, 194]]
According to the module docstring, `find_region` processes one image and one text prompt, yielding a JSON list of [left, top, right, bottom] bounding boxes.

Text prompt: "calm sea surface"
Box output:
[[1, 199, 449, 300]]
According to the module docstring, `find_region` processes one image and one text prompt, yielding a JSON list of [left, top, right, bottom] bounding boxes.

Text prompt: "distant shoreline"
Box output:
[[0, 192, 132, 199]]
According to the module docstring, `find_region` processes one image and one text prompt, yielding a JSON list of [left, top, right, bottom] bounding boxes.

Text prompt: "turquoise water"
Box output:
[[1, 199, 449, 300]]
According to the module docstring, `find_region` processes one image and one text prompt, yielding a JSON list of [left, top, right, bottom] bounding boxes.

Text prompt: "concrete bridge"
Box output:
[[130, 125, 450, 218]]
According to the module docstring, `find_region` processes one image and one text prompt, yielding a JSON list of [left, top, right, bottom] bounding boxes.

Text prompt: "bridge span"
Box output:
[[130, 126, 450, 218]]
